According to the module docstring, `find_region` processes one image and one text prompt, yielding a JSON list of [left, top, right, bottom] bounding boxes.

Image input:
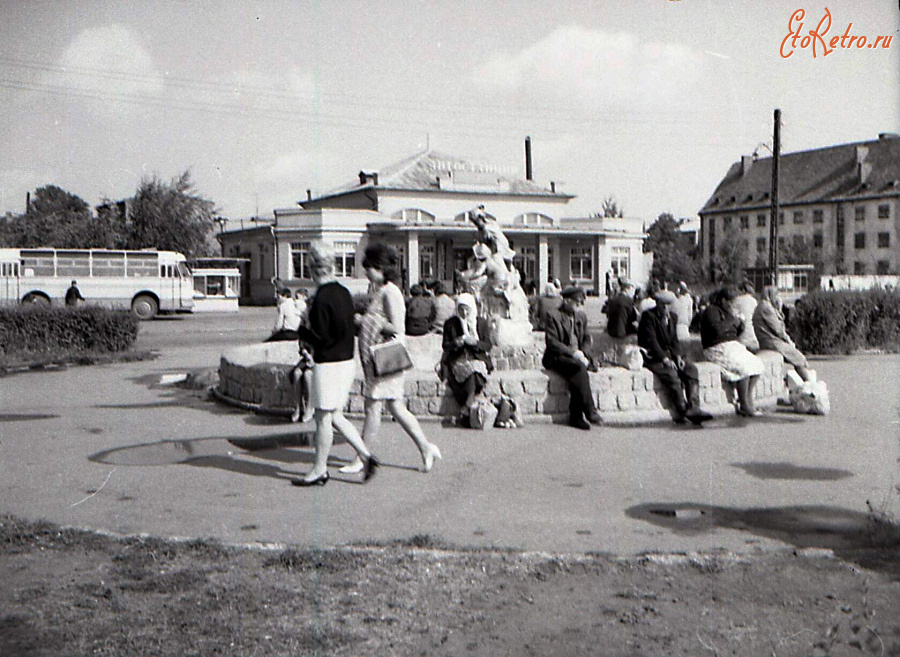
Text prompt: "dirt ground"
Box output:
[[1, 516, 898, 657]]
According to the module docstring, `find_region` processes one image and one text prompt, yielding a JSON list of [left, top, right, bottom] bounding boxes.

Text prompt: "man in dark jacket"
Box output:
[[542, 286, 601, 430], [65, 280, 84, 307], [637, 290, 712, 425], [405, 284, 435, 336], [605, 280, 637, 338]]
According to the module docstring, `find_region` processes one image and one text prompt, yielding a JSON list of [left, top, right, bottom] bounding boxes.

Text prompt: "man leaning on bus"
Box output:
[[65, 280, 84, 307]]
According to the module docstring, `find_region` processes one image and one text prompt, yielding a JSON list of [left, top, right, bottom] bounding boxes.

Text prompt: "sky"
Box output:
[[0, 0, 897, 224]]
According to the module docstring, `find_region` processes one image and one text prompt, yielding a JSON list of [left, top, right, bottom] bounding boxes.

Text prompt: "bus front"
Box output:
[[177, 260, 194, 312]]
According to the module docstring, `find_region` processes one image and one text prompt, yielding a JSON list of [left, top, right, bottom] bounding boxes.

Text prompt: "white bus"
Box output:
[[0, 248, 194, 319]]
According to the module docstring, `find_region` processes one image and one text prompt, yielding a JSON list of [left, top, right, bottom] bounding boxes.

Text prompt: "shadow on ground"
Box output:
[[730, 461, 854, 481], [626, 502, 900, 577]]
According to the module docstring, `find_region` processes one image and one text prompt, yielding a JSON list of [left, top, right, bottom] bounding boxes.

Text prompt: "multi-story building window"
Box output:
[[740, 215, 749, 229], [723, 216, 732, 229], [779, 211, 785, 225], [756, 214, 766, 227], [813, 232, 824, 248], [854, 261, 866, 275], [778, 236, 785, 250], [855, 232, 866, 249], [836, 204, 845, 264], [877, 260, 890, 275], [291, 241, 310, 279], [611, 246, 630, 281], [878, 204, 890, 219], [878, 232, 891, 248], [813, 209, 824, 223], [419, 244, 435, 279], [793, 211, 804, 224], [569, 246, 593, 281], [334, 241, 356, 277], [855, 206, 866, 222], [793, 235, 805, 250], [707, 218, 716, 259], [756, 237, 766, 252]]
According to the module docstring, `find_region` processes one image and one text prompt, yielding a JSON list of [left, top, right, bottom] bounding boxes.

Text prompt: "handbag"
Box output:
[[370, 339, 413, 377]]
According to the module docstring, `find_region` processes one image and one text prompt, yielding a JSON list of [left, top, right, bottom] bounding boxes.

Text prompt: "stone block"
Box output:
[[404, 379, 418, 397], [635, 391, 661, 409], [436, 395, 461, 415], [484, 379, 502, 397], [523, 376, 549, 395], [610, 375, 632, 393], [617, 393, 637, 410], [596, 392, 618, 412], [547, 374, 568, 394], [537, 395, 559, 413], [417, 380, 438, 397], [407, 397, 429, 415], [350, 378, 363, 395], [348, 394, 365, 413], [592, 373, 612, 393]]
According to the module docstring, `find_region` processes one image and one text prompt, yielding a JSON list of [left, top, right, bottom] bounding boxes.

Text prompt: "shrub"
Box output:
[[0, 305, 140, 356], [788, 289, 900, 354]]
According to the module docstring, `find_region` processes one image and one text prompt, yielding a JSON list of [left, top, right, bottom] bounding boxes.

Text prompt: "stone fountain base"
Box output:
[[215, 334, 788, 425]]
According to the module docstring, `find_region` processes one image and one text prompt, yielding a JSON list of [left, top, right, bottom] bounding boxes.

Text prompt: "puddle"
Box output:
[[731, 461, 854, 481], [0, 413, 59, 422], [90, 438, 230, 466]]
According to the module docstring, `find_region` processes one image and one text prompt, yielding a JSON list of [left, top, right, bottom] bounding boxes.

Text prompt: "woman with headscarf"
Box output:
[[753, 286, 811, 381], [700, 286, 766, 416], [292, 242, 378, 486], [440, 293, 494, 426], [340, 243, 442, 474]]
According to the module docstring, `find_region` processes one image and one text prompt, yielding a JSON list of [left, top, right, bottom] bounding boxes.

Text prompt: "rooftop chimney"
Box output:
[[741, 155, 753, 176], [306, 189, 312, 201], [525, 136, 533, 181], [550, 181, 556, 193], [856, 145, 872, 184]]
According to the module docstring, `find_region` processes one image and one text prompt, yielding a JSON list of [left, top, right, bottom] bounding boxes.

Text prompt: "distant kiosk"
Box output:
[[744, 264, 815, 306]]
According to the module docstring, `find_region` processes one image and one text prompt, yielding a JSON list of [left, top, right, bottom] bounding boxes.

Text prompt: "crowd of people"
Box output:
[[267, 243, 810, 483]]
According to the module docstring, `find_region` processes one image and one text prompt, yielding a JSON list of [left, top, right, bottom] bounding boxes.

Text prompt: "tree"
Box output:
[[644, 213, 702, 285], [709, 222, 749, 284], [125, 171, 217, 258], [0, 185, 123, 248]]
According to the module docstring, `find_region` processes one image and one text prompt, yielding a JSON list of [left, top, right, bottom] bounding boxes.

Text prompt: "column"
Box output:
[[406, 230, 420, 290], [537, 233, 549, 292]]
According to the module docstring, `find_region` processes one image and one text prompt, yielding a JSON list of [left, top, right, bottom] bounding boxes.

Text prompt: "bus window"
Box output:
[[177, 262, 191, 278], [127, 253, 158, 277], [92, 252, 125, 277], [194, 275, 206, 295], [21, 250, 55, 276], [56, 251, 91, 277]]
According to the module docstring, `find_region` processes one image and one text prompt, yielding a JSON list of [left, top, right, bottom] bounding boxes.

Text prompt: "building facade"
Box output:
[[699, 133, 900, 278], [220, 150, 651, 304]]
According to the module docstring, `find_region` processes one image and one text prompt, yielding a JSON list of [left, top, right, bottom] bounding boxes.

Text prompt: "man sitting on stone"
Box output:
[[637, 289, 713, 426], [542, 286, 602, 430], [605, 279, 637, 338]]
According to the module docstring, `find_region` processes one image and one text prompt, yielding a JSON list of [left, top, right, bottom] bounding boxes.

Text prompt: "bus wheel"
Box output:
[[22, 292, 50, 306], [132, 294, 158, 320]]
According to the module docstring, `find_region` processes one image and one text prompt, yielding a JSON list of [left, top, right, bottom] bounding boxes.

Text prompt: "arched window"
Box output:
[[392, 208, 435, 223], [513, 212, 554, 227], [454, 210, 497, 224]]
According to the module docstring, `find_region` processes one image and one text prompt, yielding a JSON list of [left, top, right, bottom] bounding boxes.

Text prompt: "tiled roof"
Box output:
[[312, 149, 568, 201], [700, 135, 900, 214]]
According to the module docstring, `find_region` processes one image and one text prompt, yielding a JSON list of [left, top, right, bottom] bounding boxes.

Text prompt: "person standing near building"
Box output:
[[428, 280, 456, 333], [605, 279, 637, 338], [672, 282, 694, 342], [65, 280, 84, 307], [542, 286, 602, 430], [405, 283, 435, 336]]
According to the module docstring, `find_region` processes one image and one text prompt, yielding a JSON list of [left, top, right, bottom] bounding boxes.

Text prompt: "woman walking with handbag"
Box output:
[[292, 242, 379, 486], [340, 243, 442, 474]]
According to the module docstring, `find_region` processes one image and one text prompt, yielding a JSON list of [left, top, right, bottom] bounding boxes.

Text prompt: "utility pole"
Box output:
[[768, 108, 781, 287]]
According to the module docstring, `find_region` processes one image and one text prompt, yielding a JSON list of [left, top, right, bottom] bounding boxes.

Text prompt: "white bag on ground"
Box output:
[[787, 374, 830, 415]]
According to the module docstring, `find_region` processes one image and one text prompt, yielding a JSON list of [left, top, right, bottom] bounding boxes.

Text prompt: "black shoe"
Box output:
[[570, 415, 591, 430], [686, 408, 713, 425], [586, 410, 603, 425], [362, 455, 380, 482], [291, 471, 329, 487], [673, 414, 688, 425]]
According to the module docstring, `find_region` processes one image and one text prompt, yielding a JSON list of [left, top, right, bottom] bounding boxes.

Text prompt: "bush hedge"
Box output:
[[787, 289, 900, 354], [0, 306, 140, 357]]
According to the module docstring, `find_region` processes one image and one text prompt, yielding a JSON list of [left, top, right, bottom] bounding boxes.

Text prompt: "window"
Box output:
[[334, 241, 356, 277], [793, 235, 805, 249], [569, 246, 593, 281], [813, 233, 824, 248], [855, 206, 866, 222], [878, 204, 890, 219], [723, 216, 732, 229], [56, 251, 91, 277], [877, 260, 890, 275], [793, 211, 804, 224], [855, 232, 866, 249], [127, 253, 158, 277], [778, 237, 785, 250], [291, 241, 310, 279], [792, 271, 809, 291], [707, 218, 716, 258], [419, 244, 435, 279], [854, 261, 866, 275], [514, 213, 554, 227], [92, 252, 125, 277], [779, 212, 785, 225], [813, 209, 824, 223], [611, 247, 630, 281], [393, 208, 435, 223], [756, 237, 767, 252], [739, 215, 749, 229], [756, 214, 767, 227], [878, 232, 890, 248], [513, 245, 536, 281]]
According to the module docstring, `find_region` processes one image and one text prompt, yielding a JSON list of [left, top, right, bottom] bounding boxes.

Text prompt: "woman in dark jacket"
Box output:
[[440, 293, 494, 425], [700, 286, 765, 416]]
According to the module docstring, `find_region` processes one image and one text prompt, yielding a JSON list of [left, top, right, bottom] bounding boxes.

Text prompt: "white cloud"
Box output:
[[472, 25, 704, 107], [56, 24, 164, 99]]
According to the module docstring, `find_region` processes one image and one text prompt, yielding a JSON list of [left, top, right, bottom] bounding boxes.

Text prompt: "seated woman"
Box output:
[[266, 287, 301, 342], [700, 286, 766, 416], [732, 280, 760, 352], [440, 293, 494, 426], [753, 286, 811, 381]]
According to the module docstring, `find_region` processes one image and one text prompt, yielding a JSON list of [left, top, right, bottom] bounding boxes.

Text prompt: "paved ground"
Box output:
[[0, 308, 897, 555]]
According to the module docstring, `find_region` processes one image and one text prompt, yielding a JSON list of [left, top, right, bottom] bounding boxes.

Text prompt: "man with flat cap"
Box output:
[[637, 289, 713, 425], [542, 285, 602, 430]]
